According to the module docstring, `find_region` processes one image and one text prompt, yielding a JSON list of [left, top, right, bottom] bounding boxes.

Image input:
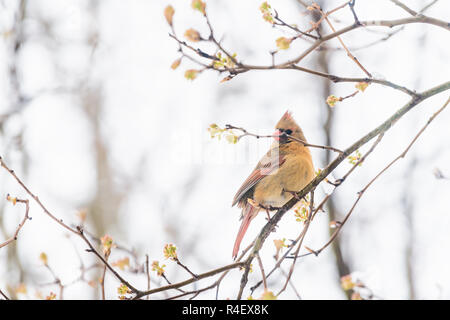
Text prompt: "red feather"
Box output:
[[232, 204, 258, 259]]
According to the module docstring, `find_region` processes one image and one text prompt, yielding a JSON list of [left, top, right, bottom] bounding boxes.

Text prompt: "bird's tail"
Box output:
[[232, 205, 259, 260]]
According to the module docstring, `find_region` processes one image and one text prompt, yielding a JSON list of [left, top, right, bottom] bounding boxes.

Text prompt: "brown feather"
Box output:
[[231, 111, 314, 259], [232, 148, 286, 208]]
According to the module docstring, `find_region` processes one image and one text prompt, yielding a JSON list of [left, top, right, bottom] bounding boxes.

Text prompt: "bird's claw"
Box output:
[[282, 188, 302, 201]]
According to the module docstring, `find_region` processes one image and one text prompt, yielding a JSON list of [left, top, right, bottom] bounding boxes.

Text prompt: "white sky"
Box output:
[[0, 0, 449, 300]]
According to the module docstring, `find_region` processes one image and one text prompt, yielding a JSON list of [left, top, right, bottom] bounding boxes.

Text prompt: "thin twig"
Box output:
[[204, 13, 240, 66], [0, 157, 78, 235], [100, 256, 108, 300], [273, 9, 318, 40], [76, 226, 140, 293], [276, 191, 314, 297], [390, 0, 418, 16], [133, 261, 245, 300], [256, 254, 267, 291], [305, 1, 351, 35], [145, 254, 150, 300], [348, 0, 361, 25], [165, 241, 255, 300], [225, 124, 344, 154], [43, 262, 65, 300], [279, 267, 302, 299], [314, 3, 372, 77], [175, 258, 198, 279], [0, 197, 30, 249], [0, 289, 10, 300]]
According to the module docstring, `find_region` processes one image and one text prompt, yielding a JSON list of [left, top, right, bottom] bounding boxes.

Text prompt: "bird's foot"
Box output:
[[257, 205, 281, 230], [282, 188, 303, 201], [247, 199, 282, 221], [248, 200, 281, 212], [265, 209, 271, 221], [254, 204, 272, 221]]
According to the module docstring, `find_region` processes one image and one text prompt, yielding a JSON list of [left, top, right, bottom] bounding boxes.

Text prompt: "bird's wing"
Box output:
[[232, 148, 285, 207]]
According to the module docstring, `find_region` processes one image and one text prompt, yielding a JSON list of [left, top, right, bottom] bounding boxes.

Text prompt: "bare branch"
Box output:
[[0, 289, 10, 300], [133, 261, 245, 299], [390, 0, 418, 16], [0, 197, 30, 249]]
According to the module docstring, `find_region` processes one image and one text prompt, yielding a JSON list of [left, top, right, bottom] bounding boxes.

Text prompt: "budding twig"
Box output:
[[225, 124, 344, 154], [0, 196, 30, 249]]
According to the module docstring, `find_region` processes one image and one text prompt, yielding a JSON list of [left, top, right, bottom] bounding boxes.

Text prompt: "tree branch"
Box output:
[[236, 81, 450, 298], [0, 197, 30, 249]]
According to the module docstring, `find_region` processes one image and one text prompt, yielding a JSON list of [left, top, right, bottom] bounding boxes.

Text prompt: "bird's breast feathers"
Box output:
[[253, 153, 314, 207]]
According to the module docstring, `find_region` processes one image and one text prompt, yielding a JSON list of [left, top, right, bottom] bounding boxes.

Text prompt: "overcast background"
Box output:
[[0, 0, 449, 300]]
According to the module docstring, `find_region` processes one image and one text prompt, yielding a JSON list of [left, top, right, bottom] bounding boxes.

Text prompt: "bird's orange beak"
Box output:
[[273, 129, 282, 141]]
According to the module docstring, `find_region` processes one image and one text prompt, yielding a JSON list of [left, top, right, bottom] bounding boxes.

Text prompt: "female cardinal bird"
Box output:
[[231, 111, 315, 259]]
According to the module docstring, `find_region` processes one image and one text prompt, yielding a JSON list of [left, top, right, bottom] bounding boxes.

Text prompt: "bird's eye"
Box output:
[[285, 129, 292, 135]]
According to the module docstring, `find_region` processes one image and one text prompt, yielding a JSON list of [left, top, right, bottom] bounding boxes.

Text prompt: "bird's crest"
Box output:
[[276, 110, 307, 142], [281, 110, 293, 121]]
